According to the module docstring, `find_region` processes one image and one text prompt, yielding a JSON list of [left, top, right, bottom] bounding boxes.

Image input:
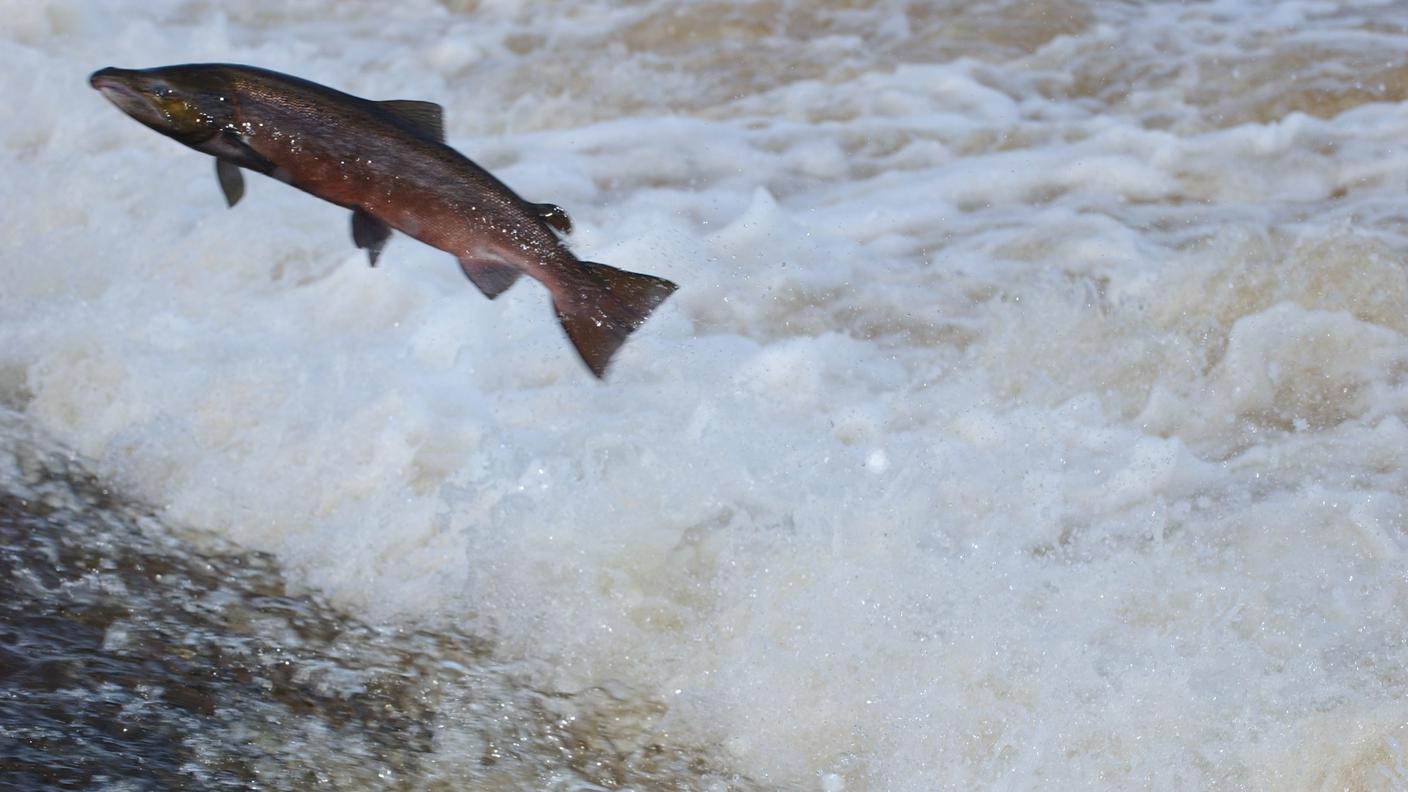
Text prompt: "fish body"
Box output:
[[90, 63, 675, 378]]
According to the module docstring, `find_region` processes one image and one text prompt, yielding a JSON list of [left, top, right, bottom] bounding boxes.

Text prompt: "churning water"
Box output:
[[4, 0, 1408, 788]]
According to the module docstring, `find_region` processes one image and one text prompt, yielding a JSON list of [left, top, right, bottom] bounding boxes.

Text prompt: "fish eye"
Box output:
[[152, 85, 174, 99]]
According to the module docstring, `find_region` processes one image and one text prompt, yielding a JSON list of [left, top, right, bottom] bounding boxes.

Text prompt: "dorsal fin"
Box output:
[[377, 100, 445, 141]]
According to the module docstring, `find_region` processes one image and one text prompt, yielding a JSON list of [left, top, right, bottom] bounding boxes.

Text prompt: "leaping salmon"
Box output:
[[89, 63, 677, 378]]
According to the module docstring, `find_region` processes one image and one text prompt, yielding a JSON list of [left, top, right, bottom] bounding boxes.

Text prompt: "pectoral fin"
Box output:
[[198, 131, 281, 178], [458, 258, 522, 299], [532, 202, 573, 235], [352, 209, 392, 267], [215, 159, 244, 207]]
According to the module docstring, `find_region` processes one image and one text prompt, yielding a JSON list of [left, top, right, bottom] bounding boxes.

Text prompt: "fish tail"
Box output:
[[554, 262, 677, 379]]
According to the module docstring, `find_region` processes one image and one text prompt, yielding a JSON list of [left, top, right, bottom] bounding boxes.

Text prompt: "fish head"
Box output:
[[90, 65, 235, 145]]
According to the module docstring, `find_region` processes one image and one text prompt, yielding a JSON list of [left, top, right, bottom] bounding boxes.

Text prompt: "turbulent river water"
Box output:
[[5, 0, 1408, 789]]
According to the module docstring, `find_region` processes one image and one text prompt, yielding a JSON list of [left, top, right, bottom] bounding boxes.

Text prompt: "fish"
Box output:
[[89, 63, 677, 379]]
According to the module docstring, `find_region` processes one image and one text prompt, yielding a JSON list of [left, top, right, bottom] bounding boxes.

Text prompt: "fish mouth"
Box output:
[[90, 67, 138, 95], [91, 68, 163, 122]]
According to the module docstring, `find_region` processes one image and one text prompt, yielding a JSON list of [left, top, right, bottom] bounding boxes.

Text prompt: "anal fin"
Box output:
[[458, 258, 522, 299], [352, 209, 392, 267], [216, 159, 244, 207]]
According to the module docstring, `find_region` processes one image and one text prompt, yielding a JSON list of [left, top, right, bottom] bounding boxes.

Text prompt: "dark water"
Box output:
[[0, 413, 755, 791]]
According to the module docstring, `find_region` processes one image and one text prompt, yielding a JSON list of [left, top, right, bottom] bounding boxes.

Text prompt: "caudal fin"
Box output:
[[555, 262, 677, 379]]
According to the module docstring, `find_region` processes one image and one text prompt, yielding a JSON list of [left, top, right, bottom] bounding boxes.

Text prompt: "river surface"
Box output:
[[4, 0, 1408, 788]]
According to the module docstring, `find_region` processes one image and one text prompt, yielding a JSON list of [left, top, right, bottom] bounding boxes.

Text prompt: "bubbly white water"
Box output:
[[5, 0, 1408, 787]]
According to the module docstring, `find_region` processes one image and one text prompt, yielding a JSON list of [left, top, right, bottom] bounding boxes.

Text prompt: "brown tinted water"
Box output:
[[0, 412, 756, 790]]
